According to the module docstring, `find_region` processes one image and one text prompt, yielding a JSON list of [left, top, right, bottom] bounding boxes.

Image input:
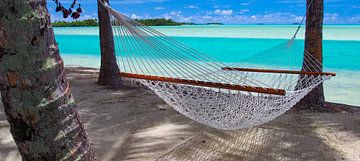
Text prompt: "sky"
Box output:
[[48, 0, 360, 24]]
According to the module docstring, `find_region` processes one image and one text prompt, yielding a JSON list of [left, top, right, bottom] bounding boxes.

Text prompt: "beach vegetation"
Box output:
[[206, 23, 224, 25], [52, 19, 99, 27], [135, 18, 184, 26]]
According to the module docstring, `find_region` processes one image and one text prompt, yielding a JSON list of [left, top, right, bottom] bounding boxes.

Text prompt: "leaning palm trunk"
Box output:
[[97, 0, 122, 86], [0, 0, 95, 160], [296, 0, 325, 110]]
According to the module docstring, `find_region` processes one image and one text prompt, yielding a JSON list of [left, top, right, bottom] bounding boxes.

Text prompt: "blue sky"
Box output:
[[48, 0, 360, 24]]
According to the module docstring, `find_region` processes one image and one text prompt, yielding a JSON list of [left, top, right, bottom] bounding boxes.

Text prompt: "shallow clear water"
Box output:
[[55, 25, 360, 106], [54, 25, 360, 40]]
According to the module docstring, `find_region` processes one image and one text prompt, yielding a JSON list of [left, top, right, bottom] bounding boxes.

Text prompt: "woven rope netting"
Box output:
[[101, 2, 334, 130]]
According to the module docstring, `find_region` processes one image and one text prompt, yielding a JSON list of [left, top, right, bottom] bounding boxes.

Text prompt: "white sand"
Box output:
[[0, 67, 359, 161]]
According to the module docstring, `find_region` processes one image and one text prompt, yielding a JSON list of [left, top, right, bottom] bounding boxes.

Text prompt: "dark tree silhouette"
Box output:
[[53, 0, 82, 19]]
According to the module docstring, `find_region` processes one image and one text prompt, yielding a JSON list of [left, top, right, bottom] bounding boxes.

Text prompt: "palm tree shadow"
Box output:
[[66, 73, 207, 161], [2, 69, 357, 161], [67, 72, 357, 161], [157, 112, 346, 161], [320, 103, 360, 138]]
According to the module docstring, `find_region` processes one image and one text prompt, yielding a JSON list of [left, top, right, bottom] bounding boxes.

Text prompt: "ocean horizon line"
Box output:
[[52, 24, 360, 27], [53, 26, 360, 41]]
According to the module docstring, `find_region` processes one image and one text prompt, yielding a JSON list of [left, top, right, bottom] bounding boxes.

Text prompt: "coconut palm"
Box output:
[[97, 0, 122, 87], [0, 0, 95, 160]]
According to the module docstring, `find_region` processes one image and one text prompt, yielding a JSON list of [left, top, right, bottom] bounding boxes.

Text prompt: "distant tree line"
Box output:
[[206, 23, 224, 25], [52, 19, 98, 27], [135, 18, 185, 26]]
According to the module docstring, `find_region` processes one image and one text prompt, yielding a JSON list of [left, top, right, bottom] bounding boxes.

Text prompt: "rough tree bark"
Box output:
[[296, 0, 325, 110], [0, 0, 95, 160], [97, 0, 122, 87]]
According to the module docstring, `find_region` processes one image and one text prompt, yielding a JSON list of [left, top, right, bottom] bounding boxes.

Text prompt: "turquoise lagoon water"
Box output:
[[54, 25, 360, 106]]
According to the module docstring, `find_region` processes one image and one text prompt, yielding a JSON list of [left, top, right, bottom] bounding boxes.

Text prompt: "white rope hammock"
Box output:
[[100, 2, 335, 130]]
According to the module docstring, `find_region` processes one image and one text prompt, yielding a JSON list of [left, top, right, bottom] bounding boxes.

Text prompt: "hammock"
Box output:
[[100, 2, 335, 130]]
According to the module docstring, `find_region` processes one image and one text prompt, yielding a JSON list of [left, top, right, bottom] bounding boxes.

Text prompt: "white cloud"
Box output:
[[294, 16, 303, 21], [161, 11, 193, 22], [162, 14, 172, 20], [81, 15, 94, 19], [214, 9, 233, 16], [170, 11, 182, 16], [349, 15, 360, 23], [202, 15, 212, 19], [240, 3, 250, 6], [239, 9, 250, 14], [263, 12, 291, 18], [131, 14, 141, 19], [251, 15, 257, 20], [154, 6, 166, 10], [185, 5, 200, 9], [325, 13, 339, 21], [178, 16, 193, 22], [162, 11, 182, 20]]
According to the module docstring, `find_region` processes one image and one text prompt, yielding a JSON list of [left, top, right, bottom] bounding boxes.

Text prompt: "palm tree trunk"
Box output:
[[296, 0, 325, 110], [97, 0, 122, 87], [0, 0, 95, 160]]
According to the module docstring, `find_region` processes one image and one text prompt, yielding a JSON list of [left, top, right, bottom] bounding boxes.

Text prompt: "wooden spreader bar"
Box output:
[[119, 72, 286, 95], [222, 67, 336, 76]]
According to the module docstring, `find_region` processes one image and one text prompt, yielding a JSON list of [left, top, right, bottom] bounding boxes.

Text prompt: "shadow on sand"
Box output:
[[0, 69, 358, 161], [157, 113, 344, 161]]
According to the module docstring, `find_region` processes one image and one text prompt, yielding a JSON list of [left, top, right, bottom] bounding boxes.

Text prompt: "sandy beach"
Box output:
[[1, 67, 359, 161]]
